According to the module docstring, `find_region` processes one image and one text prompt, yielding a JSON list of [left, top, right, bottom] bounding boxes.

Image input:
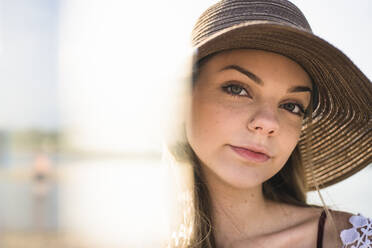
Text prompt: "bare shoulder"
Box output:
[[323, 210, 355, 248], [330, 209, 354, 230]]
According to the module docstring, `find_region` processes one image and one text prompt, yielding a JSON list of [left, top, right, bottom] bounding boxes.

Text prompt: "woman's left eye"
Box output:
[[281, 102, 305, 116]]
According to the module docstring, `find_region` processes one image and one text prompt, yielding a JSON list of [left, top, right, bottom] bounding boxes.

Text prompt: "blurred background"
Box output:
[[0, 0, 370, 247]]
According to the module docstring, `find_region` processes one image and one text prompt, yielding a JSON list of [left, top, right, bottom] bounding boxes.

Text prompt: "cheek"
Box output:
[[276, 118, 303, 160], [187, 100, 226, 146], [185, 94, 240, 158]]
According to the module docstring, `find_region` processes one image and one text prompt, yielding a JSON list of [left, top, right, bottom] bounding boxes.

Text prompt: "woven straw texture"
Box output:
[[191, 0, 372, 190]]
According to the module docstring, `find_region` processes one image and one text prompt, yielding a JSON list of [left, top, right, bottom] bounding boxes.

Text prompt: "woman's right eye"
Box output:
[[222, 83, 250, 97]]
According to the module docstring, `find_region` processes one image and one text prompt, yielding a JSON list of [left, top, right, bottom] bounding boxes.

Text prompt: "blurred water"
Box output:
[[0, 178, 58, 230], [58, 158, 170, 247], [0, 156, 370, 247], [0, 157, 170, 247]]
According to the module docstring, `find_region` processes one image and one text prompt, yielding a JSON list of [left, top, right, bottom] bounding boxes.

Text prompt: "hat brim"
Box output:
[[194, 21, 372, 191]]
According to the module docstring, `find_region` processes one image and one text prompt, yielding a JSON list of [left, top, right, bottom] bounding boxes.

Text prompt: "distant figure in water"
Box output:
[[31, 153, 53, 230]]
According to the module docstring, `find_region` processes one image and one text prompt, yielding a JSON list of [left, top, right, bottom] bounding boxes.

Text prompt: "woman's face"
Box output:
[[185, 49, 312, 189]]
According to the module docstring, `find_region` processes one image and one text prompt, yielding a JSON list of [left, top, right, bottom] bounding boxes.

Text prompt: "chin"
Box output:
[[203, 160, 272, 190]]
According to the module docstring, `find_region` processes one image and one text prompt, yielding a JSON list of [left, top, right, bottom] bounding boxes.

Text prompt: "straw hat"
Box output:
[[191, 0, 372, 190]]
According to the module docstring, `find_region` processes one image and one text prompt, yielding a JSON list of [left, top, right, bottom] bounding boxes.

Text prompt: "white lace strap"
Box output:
[[340, 214, 372, 248]]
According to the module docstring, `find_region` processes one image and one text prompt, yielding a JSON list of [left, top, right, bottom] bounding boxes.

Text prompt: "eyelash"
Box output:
[[222, 82, 251, 97], [221, 83, 306, 116]]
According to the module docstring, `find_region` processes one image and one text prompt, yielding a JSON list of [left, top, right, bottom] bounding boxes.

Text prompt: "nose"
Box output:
[[247, 106, 279, 136]]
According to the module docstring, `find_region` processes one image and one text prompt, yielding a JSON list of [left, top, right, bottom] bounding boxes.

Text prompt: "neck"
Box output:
[[201, 168, 280, 247]]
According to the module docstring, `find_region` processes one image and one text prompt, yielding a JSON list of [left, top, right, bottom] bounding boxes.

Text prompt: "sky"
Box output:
[[0, 0, 59, 130]]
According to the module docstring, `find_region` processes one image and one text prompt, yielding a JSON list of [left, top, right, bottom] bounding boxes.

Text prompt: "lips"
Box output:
[[229, 145, 271, 163]]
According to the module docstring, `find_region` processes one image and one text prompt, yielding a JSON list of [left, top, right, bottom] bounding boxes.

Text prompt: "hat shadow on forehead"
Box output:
[[190, 0, 372, 190]]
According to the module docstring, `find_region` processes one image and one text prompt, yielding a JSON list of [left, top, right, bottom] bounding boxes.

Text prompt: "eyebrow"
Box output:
[[220, 64, 312, 94], [287, 86, 312, 94], [220, 65, 263, 85]]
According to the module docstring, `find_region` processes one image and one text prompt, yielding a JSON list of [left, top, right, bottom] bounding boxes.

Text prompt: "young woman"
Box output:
[[165, 0, 372, 247]]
